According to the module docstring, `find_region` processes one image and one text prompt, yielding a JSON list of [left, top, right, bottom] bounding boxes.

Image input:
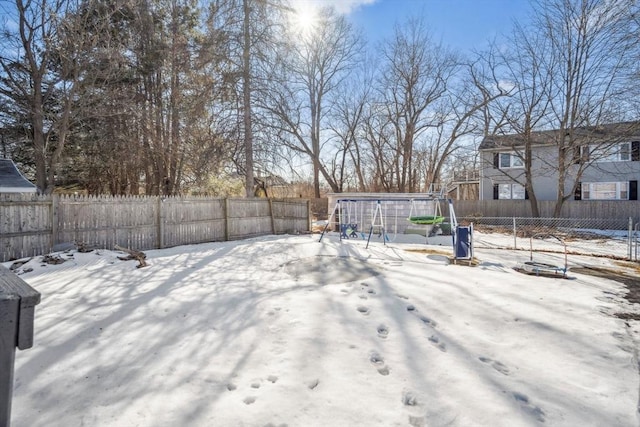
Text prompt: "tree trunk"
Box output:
[[243, 0, 254, 198]]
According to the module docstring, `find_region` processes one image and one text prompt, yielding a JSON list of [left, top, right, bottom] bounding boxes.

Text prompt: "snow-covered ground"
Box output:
[[5, 231, 640, 427]]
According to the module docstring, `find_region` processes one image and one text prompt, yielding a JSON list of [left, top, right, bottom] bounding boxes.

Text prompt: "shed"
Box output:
[[0, 159, 37, 193]]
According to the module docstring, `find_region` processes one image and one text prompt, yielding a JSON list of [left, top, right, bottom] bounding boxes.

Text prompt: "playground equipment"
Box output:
[[454, 223, 473, 261], [517, 233, 568, 277], [319, 195, 474, 261], [408, 198, 445, 225]]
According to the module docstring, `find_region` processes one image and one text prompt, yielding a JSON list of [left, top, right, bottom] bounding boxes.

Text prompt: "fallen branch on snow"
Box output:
[[114, 245, 148, 268]]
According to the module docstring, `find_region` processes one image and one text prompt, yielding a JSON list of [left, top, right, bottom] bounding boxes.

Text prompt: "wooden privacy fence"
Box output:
[[0, 195, 310, 262]]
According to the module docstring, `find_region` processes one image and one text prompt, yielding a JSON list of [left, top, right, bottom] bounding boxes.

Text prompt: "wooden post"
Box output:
[[156, 197, 164, 249], [307, 199, 311, 232], [224, 198, 230, 241], [50, 194, 59, 251], [268, 199, 275, 234], [0, 294, 19, 426], [0, 265, 41, 427]]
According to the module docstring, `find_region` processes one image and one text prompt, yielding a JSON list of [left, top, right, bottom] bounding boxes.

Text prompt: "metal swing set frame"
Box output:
[[318, 196, 474, 260]]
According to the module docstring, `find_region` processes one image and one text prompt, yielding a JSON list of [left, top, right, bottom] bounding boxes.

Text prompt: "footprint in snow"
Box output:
[[418, 315, 437, 328], [403, 391, 426, 426], [428, 335, 447, 352], [513, 392, 545, 422], [369, 351, 390, 376], [408, 415, 427, 427], [377, 324, 389, 339], [479, 356, 510, 375], [267, 375, 278, 383], [357, 306, 370, 315], [370, 351, 384, 365], [307, 379, 320, 390], [406, 306, 438, 329], [377, 365, 390, 375], [243, 396, 257, 405], [402, 391, 419, 406], [226, 383, 237, 391]]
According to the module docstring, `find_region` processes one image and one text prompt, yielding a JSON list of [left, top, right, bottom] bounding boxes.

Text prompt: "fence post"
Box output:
[[156, 197, 164, 249], [0, 265, 41, 427], [51, 194, 59, 252], [268, 199, 275, 234], [224, 198, 230, 241], [513, 217, 517, 249], [633, 223, 640, 261], [0, 294, 19, 426], [629, 217, 633, 261]]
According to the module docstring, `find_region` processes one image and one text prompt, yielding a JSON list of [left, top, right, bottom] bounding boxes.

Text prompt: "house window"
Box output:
[[588, 142, 631, 162], [582, 182, 629, 200], [498, 183, 525, 199], [498, 152, 523, 169]]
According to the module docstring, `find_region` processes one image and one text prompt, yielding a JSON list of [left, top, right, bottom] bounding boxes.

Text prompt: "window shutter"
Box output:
[[630, 180, 638, 200], [574, 182, 582, 200], [632, 141, 640, 161], [493, 153, 499, 169], [572, 146, 581, 164], [493, 184, 499, 200]]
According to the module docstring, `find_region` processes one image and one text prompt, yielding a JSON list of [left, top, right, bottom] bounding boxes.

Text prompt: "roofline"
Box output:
[[479, 121, 640, 151], [0, 187, 38, 193], [0, 158, 38, 191]]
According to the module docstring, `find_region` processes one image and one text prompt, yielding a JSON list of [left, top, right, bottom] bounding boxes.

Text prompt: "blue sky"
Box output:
[[303, 0, 533, 52]]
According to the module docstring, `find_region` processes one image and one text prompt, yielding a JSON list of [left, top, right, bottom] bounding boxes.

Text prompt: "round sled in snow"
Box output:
[[520, 261, 566, 277]]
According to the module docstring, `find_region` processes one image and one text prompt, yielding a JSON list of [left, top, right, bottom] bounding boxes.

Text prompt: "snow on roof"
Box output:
[[0, 159, 37, 193]]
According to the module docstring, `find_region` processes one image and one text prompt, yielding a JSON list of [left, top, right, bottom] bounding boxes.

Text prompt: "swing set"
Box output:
[[407, 200, 445, 225], [318, 195, 473, 260]]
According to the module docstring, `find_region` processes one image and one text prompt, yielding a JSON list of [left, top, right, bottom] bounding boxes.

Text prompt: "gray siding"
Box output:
[[480, 145, 640, 201]]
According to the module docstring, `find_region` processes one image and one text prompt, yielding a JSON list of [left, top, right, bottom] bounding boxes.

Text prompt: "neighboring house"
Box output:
[[254, 174, 303, 198], [478, 122, 640, 201], [447, 170, 480, 200], [0, 159, 37, 193]]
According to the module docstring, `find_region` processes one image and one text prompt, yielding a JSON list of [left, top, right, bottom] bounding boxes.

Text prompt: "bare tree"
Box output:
[[493, 23, 557, 216], [535, 0, 638, 215], [363, 106, 396, 191], [328, 58, 375, 192], [260, 6, 363, 197], [481, 0, 638, 215], [418, 55, 508, 193], [376, 17, 459, 192]]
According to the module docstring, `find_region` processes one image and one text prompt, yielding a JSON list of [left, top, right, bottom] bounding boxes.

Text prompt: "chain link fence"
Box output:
[[458, 216, 639, 261]]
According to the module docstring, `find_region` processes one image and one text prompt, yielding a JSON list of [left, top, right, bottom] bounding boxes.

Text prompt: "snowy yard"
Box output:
[[5, 232, 640, 427]]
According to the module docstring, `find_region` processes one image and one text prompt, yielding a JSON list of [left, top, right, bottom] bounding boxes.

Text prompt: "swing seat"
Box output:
[[341, 223, 359, 239], [408, 215, 445, 225]]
